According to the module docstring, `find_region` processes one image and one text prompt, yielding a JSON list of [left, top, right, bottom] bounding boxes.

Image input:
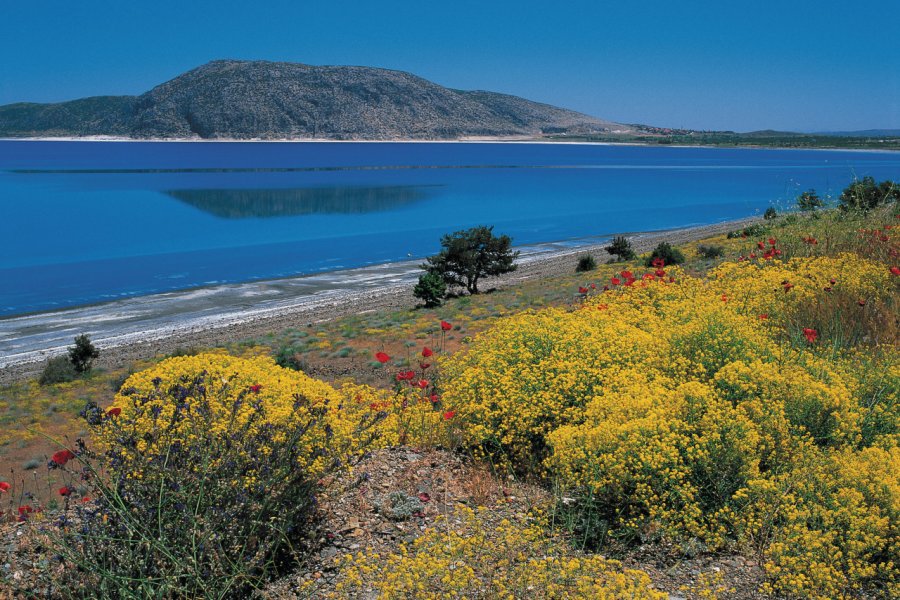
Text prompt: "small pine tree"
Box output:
[[605, 236, 635, 262], [69, 334, 100, 374], [764, 206, 778, 220], [797, 189, 823, 211], [423, 226, 518, 295], [413, 271, 448, 307]]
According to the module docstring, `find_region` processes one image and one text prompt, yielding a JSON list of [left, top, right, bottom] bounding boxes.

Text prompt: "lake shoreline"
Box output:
[[0, 215, 761, 384], [2, 137, 898, 153]]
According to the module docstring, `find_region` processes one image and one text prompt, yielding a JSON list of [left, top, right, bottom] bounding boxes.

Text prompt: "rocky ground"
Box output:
[[0, 448, 770, 599], [262, 448, 767, 599]]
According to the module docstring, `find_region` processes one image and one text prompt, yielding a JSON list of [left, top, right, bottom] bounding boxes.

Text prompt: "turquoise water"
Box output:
[[1, 141, 898, 317]]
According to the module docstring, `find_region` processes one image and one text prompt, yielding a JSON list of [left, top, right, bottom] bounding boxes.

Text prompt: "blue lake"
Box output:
[[1, 141, 899, 317]]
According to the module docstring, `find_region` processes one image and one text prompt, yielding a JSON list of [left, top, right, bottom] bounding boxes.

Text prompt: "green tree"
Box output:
[[423, 226, 519, 295], [68, 334, 99, 374], [764, 206, 778, 220], [839, 177, 900, 212], [605, 236, 635, 262], [797, 189, 823, 211], [413, 271, 448, 307]]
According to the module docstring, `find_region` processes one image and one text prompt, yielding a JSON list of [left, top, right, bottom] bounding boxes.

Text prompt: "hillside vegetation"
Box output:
[[1, 204, 898, 599]]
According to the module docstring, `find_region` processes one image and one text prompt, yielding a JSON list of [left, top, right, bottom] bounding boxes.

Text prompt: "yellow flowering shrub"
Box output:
[[733, 445, 899, 599], [332, 506, 666, 599], [441, 249, 899, 597], [107, 354, 375, 478]]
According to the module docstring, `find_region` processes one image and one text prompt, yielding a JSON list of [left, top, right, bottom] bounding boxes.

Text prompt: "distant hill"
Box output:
[[812, 129, 900, 138], [0, 60, 630, 140]]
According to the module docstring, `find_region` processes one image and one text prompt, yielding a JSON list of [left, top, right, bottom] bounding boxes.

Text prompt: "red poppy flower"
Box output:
[[655, 268, 666, 277], [578, 286, 588, 294], [890, 266, 900, 276], [803, 328, 818, 344], [858, 299, 866, 307], [0, 481, 10, 493], [440, 321, 452, 331], [420, 362, 431, 370], [623, 279, 634, 287], [17, 505, 33, 516], [621, 270, 633, 280], [107, 406, 122, 417], [768, 238, 776, 246], [824, 286, 832, 292], [417, 492, 431, 502], [59, 486, 73, 497], [783, 282, 794, 292], [422, 347, 434, 358], [442, 410, 456, 420], [829, 278, 837, 285], [429, 394, 439, 403], [590, 283, 596, 289], [757, 241, 765, 250], [51, 450, 75, 466], [721, 294, 728, 302], [249, 385, 262, 394], [758, 314, 768, 320], [610, 277, 621, 286], [652, 257, 665, 268], [416, 379, 429, 389], [375, 352, 390, 364], [749, 252, 756, 259]]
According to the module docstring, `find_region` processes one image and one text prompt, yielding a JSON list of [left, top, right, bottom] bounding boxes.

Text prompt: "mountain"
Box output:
[[0, 60, 630, 140]]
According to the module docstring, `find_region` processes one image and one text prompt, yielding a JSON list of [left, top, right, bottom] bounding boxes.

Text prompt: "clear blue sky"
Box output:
[[2, 0, 898, 132]]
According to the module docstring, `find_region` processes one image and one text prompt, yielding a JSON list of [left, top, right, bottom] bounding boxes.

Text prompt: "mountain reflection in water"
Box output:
[[166, 185, 435, 218]]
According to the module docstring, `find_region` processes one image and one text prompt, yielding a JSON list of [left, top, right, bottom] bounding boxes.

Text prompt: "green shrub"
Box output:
[[274, 345, 307, 371], [645, 242, 685, 267], [575, 254, 597, 272], [839, 177, 900, 212], [697, 245, 725, 259], [605, 236, 635, 262], [44, 372, 382, 599], [764, 206, 778, 220], [68, 334, 99, 374], [727, 223, 768, 239], [39, 355, 78, 385], [797, 189, 824, 211], [413, 271, 448, 307]]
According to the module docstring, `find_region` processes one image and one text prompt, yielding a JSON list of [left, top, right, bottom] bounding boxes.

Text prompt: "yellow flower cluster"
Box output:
[[106, 354, 366, 477], [441, 253, 899, 597], [332, 505, 666, 599], [104, 354, 455, 482]]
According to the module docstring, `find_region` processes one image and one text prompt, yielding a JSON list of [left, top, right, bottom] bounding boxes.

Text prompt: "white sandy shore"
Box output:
[[0, 217, 761, 384]]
